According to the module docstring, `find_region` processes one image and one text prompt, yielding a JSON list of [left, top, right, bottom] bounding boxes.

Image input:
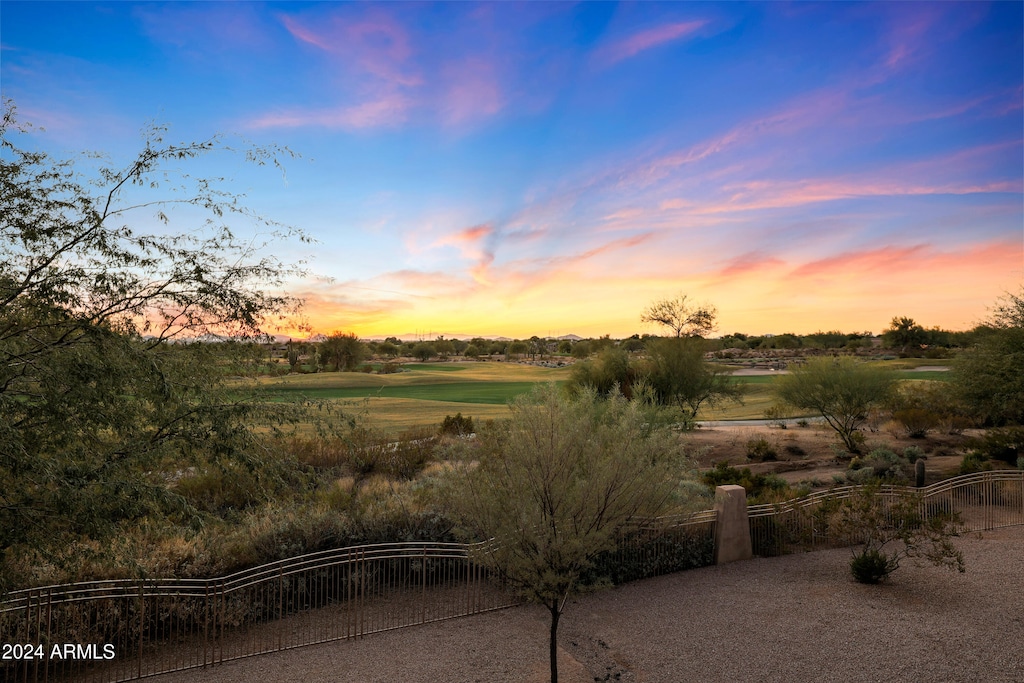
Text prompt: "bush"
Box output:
[[902, 445, 925, 463], [785, 444, 807, 457], [702, 462, 789, 502], [746, 436, 778, 461], [893, 408, 940, 438], [439, 413, 475, 436], [967, 426, 1024, 466], [827, 483, 964, 585], [850, 548, 896, 584], [959, 452, 993, 475]]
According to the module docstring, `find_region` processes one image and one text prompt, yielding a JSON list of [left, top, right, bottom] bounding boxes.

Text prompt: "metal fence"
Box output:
[[2, 512, 718, 683], [748, 469, 1024, 556], [5, 471, 1019, 683]]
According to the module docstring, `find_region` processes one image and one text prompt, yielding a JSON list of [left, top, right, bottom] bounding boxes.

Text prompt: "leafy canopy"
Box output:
[[0, 101, 311, 590], [446, 386, 691, 683], [774, 357, 895, 453]]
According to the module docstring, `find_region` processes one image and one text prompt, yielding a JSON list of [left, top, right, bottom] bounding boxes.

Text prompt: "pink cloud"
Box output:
[[440, 58, 505, 125], [279, 11, 421, 87], [247, 92, 412, 130], [789, 245, 930, 281], [596, 21, 707, 66], [432, 224, 495, 272], [713, 252, 786, 281]]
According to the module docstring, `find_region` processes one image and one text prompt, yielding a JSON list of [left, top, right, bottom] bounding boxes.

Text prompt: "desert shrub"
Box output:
[[828, 483, 963, 584], [847, 448, 911, 483], [850, 548, 896, 584], [959, 452, 993, 475], [175, 467, 263, 513], [796, 418, 810, 428], [903, 446, 925, 463], [763, 405, 791, 429], [967, 426, 1024, 466], [746, 436, 779, 461], [377, 361, 401, 374], [439, 412, 475, 436], [702, 462, 789, 502], [893, 408, 941, 438], [350, 429, 436, 481]]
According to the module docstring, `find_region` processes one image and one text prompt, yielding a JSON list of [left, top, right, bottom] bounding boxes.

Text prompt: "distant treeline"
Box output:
[[261, 319, 992, 373]]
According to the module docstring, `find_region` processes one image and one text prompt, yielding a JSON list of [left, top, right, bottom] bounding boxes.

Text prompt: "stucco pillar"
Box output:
[[714, 484, 752, 564]]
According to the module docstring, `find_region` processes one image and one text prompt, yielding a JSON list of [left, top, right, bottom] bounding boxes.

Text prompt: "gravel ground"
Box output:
[[153, 526, 1023, 683]]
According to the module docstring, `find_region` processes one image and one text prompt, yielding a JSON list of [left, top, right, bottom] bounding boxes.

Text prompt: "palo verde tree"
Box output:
[[446, 386, 690, 683], [0, 102, 310, 591], [774, 357, 895, 453], [641, 293, 717, 338]]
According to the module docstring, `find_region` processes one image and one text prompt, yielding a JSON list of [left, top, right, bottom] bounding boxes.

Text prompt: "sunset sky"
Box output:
[[3, 2, 1022, 339]]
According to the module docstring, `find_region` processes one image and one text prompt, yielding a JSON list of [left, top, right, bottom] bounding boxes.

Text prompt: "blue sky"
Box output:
[[2, 1, 1022, 338]]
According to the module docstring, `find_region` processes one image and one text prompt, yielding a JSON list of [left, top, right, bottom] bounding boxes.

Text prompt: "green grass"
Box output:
[[251, 360, 950, 432], [265, 380, 560, 404]]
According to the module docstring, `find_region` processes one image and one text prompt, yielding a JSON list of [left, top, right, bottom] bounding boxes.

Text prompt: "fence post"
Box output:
[[714, 485, 752, 564], [137, 582, 145, 679]]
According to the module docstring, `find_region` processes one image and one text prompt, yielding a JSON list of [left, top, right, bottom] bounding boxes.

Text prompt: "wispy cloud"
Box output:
[[247, 92, 413, 130], [595, 21, 707, 66]]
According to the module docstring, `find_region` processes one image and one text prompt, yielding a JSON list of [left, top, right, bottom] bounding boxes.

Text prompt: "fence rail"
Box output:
[[2, 512, 717, 683], [749, 469, 1024, 556], [3, 471, 1020, 683]]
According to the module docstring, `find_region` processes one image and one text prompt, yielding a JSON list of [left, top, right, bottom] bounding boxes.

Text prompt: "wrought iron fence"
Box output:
[[5, 472, 1018, 682], [2, 512, 718, 683], [748, 469, 1024, 556]]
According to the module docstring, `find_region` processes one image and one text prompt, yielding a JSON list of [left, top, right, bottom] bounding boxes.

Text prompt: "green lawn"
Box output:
[[265, 380, 559, 404], [252, 360, 949, 432]]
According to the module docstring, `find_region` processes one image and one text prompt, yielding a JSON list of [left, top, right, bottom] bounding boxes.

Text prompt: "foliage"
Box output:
[[445, 386, 691, 683], [640, 293, 717, 337], [849, 548, 895, 584], [701, 462, 789, 502], [827, 483, 964, 584], [746, 436, 778, 462], [439, 412, 475, 436], [0, 103, 313, 592], [319, 332, 366, 371], [774, 357, 896, 453], [846, 448, 911, 484], [883, 316, 927, 354], [953, 288, 1024, 426], [965, 426, 1024, 466], [565, 346, 641, 398], [412, 342, 435, 362], [888, 381, 971, 436], [644, 337, 743, 419]]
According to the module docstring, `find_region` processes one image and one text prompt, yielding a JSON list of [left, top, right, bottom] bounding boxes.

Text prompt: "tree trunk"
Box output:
[[549, 601, 561, 683]]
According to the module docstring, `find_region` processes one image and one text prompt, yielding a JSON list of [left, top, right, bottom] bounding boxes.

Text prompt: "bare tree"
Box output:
[[641, 293, 717, 337]]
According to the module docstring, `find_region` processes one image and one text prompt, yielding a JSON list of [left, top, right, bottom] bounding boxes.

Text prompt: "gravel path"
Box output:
[[153, 527, 1023, 683]]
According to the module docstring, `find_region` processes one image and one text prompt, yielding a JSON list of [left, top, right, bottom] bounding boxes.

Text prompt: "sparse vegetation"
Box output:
[[826, 483, 964, 584]]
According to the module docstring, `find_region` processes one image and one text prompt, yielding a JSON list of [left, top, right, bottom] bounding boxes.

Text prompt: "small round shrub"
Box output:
[[746, 437, 778, 462], [902, 446, 925, 463], [850, 548, 895, 584]]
